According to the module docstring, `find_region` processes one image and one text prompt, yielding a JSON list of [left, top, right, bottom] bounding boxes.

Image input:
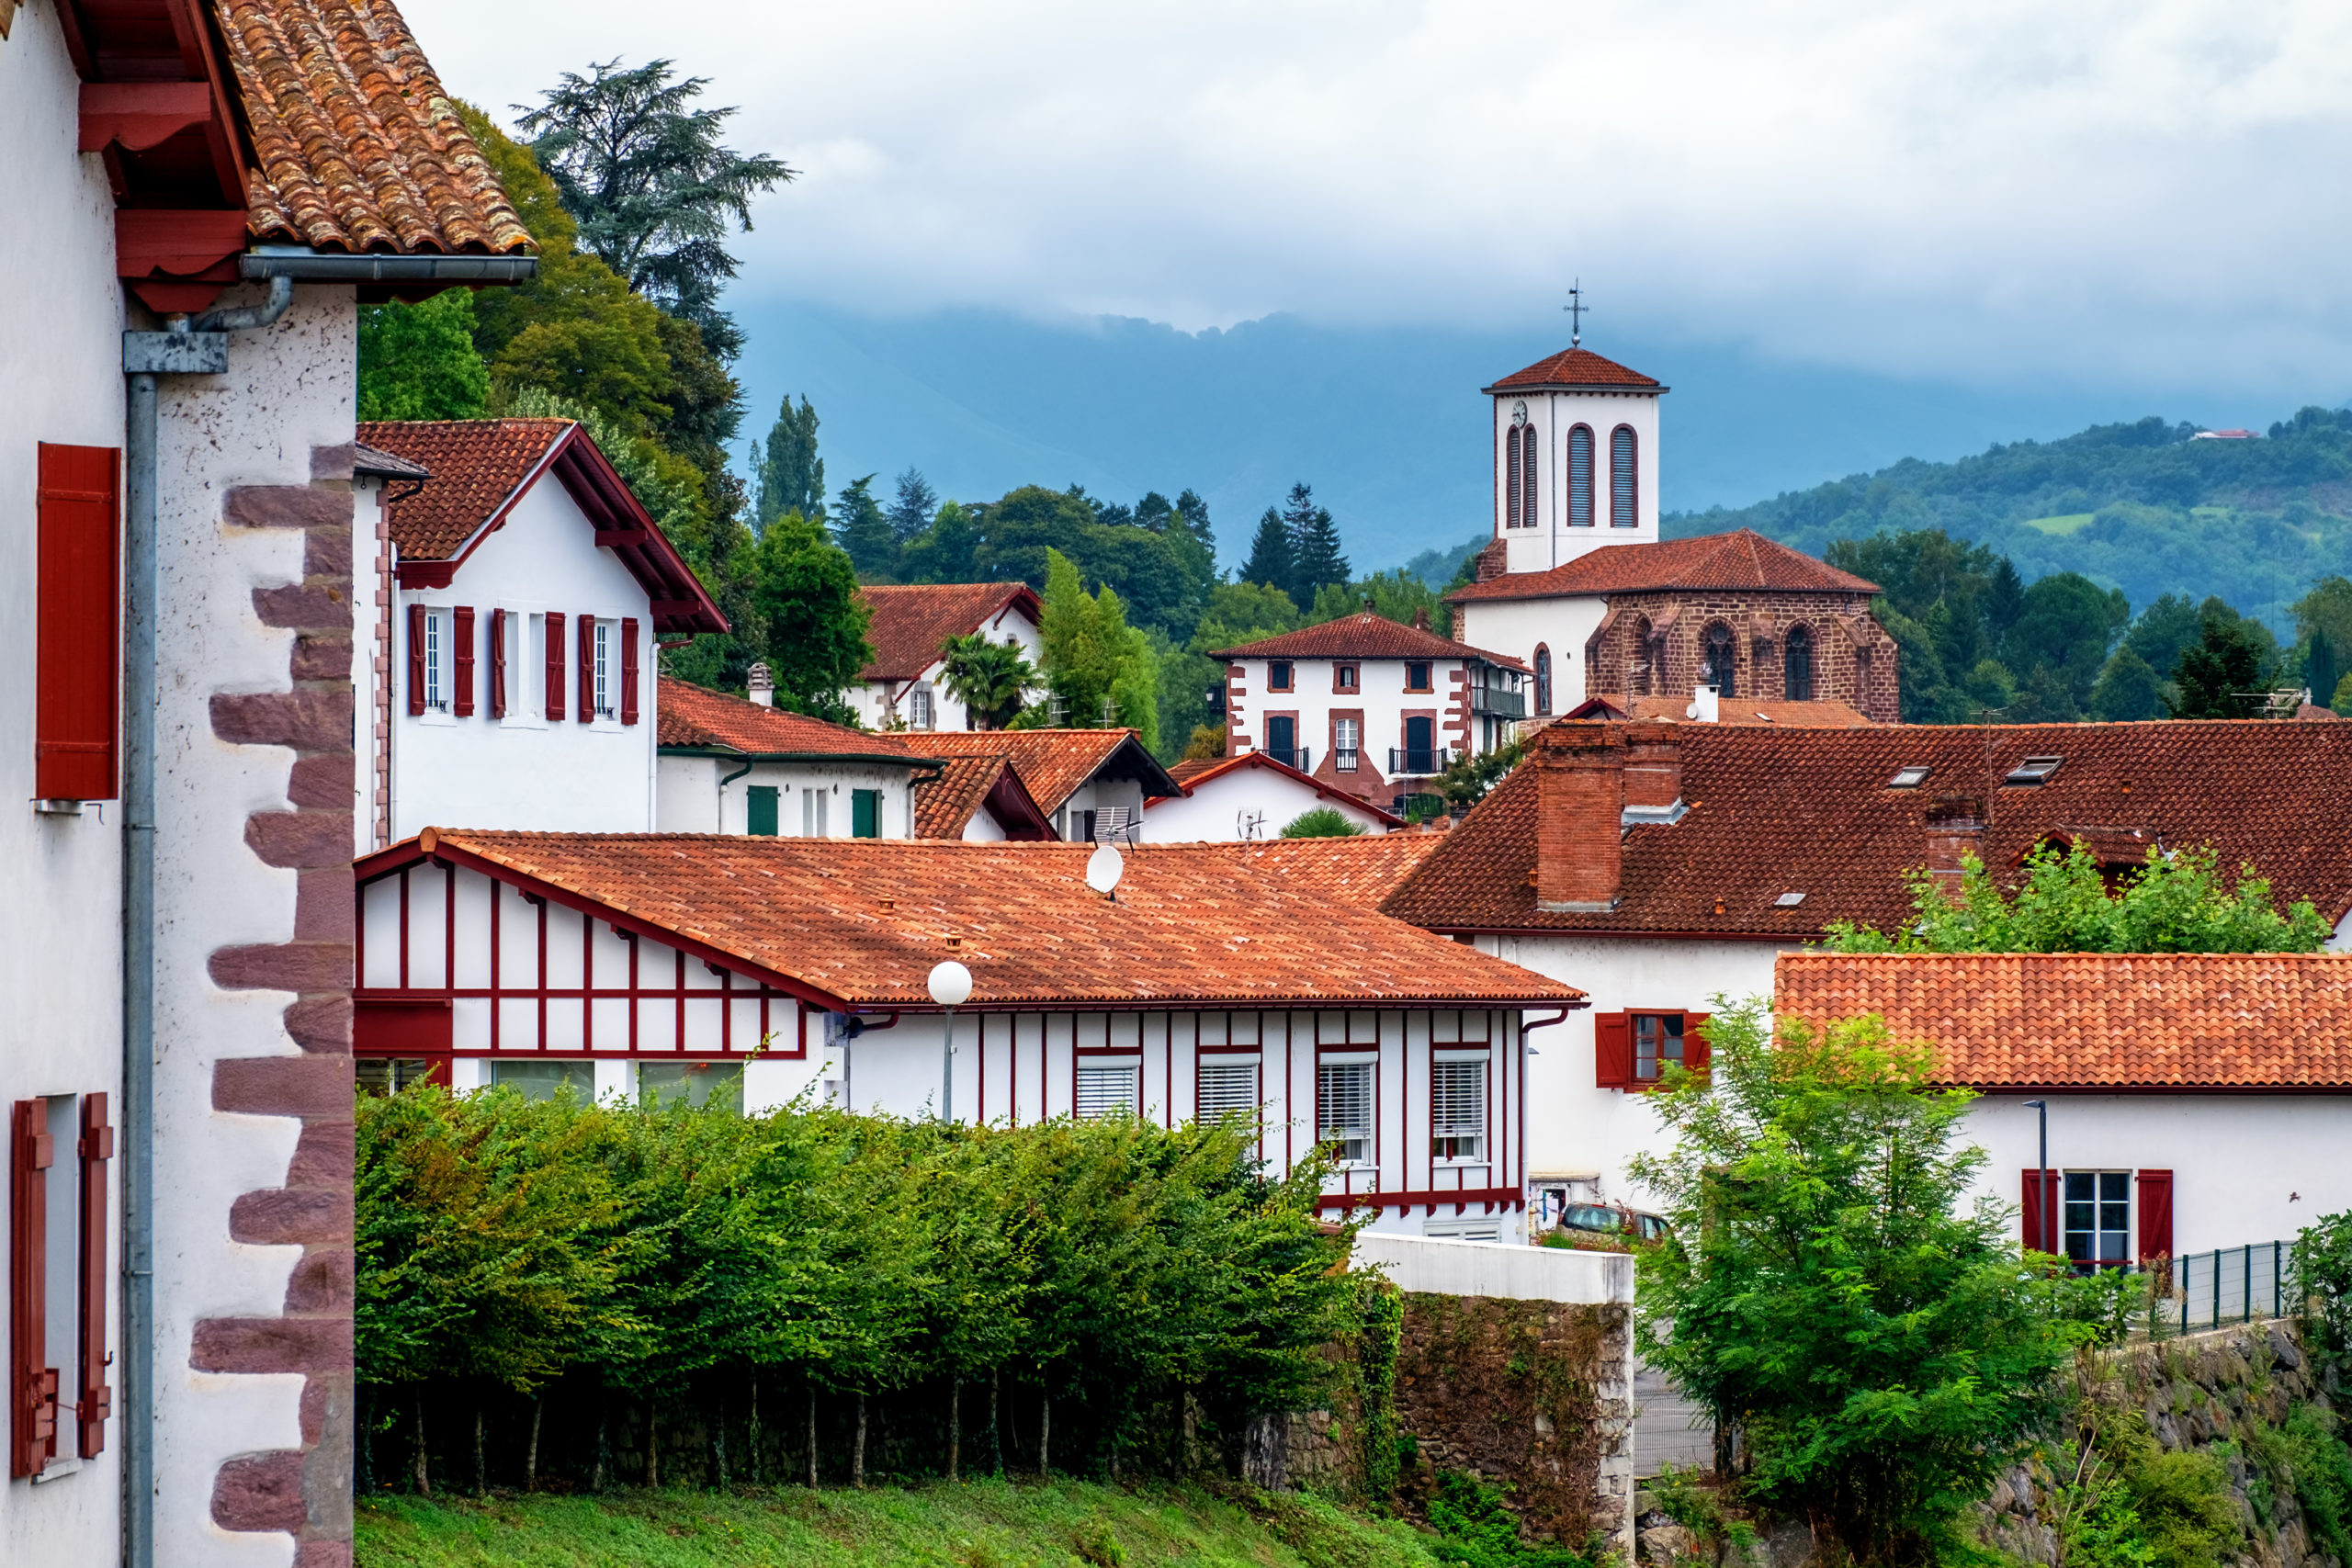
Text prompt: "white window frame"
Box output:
[[1334, 718, 1360, 773], [423, 607, 447, 714], [802, 787, 830, 838], [2063, 1169, 2132, 1269], [1076, 1061, 1140, 1120], [593, 619, 615, 720], [1195, 1058, 1261, 1136], [909, 685, 934, 730], [1317, 1059, 1374, 1167], [1430, 1057, 1487, 1163]]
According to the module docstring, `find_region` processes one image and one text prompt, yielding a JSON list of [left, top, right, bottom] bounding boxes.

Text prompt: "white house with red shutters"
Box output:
[[847, 581, 1043, 732], [1148, 750, 1405, 840], [353, 830, 1575, 1239], [3, 0, 533, 1561], [351, 420, 728, 851]]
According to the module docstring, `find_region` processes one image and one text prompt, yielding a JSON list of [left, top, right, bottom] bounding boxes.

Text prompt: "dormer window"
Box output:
[[1269, 660, 1294, 693], [2005, 756, 2064, 786], [1405, 660, 1432, 693]]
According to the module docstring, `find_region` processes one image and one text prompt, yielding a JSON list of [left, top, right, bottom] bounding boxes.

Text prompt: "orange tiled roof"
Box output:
[[1212, 610, 1527, 670], [217, 0, 535, 255], [910, 754, 1053, 840], [915, 728, 1180, 813], [394, 829, 1580, 1010], [658, 680, 926, 763], [1776, 952, 2352, 1090], [1384, 718, 2352, 937], [1560, 696, 1876, 728], [1447, 530, 1879, 604], [1211, 834, 1443, 908], [1483, 347, 1662, 393], [357, 419, 569, 559], [857, 583, 1041, 682]]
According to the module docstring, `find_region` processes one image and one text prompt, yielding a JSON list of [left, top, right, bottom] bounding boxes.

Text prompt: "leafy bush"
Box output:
[[1423, 1471, 1596, 1568], [2293, 1210, 2352, 1374], [2280, 1403, 2352, 1566]]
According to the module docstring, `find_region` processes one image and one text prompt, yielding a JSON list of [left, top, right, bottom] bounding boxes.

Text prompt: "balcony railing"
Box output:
[[1265, 746, 1311, 773], [1470, 686, 1527, 718], [1388, 746, 1451, 776], [1334, 747, 1360, 773]]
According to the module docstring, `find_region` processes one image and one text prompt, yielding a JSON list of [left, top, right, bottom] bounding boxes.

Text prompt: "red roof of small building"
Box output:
[[915, 729, 1181, 813], [356, 420, 725, 634], [1484, 347, 1663, 394], [1447, 530, 1879, 604], [1384, 718, 2352, 938], [1147, 750, 1408, 829], [657, 680, 924, 763], [1212, 610, 1527, 669], [381, 829, 1580, 1010], [1559, 696, 1876, 728], [1776, 953, 2352, 1090], [218, 0, 537, 255], [857, 583, 1041, 682], [910, 755, 1055, 840]]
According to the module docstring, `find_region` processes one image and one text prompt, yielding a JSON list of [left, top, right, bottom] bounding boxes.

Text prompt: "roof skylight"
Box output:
[[1775, 892, 1806, 908], [2004, 756, 2064, 786], [1888, 765, 1931, 788]]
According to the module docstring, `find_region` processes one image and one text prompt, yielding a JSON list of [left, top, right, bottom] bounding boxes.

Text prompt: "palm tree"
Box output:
[[939, 635, 1036, 730]]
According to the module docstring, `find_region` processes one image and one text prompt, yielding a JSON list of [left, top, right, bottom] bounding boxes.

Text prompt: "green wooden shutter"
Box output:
[[852, 789, 879, 839], [746, 786, 779, 837]]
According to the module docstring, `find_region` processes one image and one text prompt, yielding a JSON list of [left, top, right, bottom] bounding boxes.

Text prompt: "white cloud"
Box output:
[[401, 0, 2352, 396]]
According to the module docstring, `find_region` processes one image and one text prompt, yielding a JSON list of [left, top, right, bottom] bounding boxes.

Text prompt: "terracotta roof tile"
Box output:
[[1384, 718, 2352, 936], [1212, 610, 1527, 669], [1484, 347, 1662, 393], [911, 754, 1052, 840], [658, 679, 923, 762], [1777, 952, 2352, 1089], [857, 583, 1041, 681], [915, 729, 1180, 813], [1557, 696, 1876, 728], [1447, 530, 1880, 604], [216, 0, 535, 254], [400, 829, 1578, 1010], [356, 418, 570, 559]]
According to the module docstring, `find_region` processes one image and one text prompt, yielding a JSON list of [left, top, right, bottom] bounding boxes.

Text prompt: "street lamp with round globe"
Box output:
[[930, 960, 973, 1122]]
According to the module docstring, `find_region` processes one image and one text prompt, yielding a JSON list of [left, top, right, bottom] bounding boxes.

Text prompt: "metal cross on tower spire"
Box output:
[[1563, 281, 1590, 348]]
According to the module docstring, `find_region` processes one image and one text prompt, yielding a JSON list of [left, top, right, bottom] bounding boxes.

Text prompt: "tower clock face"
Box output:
[[1511, 400, 1528, 426]]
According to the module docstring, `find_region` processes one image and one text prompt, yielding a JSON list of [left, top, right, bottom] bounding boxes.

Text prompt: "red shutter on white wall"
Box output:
[[620, 618, 641, 725], [1681, 1012, 1712, 1078], [406, 604, 426, 716], [488, 609, 507, 719], [2137, 1169, 2174, 1265], [2021, 1168, 2055, 1255], [1594, 1012, 1632, 1089], [10, 1100, 57, 1478], [544, 613, 566, 722], [35, 444, 121, 801], [452, 606, 476, 717], [76, 1096, 110, 1459], [577, 614, 595, 722]]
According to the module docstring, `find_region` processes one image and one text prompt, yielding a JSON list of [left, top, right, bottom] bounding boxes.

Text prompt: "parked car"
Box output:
[[1550, 1201, 1673, 1247]]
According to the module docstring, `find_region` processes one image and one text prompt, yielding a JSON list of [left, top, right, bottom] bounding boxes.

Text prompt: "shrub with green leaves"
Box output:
[[1280, 807, 1365, 839]]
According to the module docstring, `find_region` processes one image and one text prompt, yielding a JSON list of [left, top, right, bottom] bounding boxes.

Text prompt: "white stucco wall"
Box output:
[[654, 753, 918, 838], [389, 476, 659, 839], [0, 4, 130, 1552], [1225, 653, 1504, 789], [1492, 389, 1661, 574], [849, 599, 1043, 732], [1143, 767, 1394, 841], [1453, 595, 1611, 711], [1057, 775, 1149, 842], [153, 281, 359, 1568]]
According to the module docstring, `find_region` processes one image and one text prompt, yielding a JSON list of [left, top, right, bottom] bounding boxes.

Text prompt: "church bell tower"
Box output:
[[1482, 307, 1667, 576]]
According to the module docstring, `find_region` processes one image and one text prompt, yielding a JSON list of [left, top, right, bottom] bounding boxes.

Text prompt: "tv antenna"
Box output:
[[1563, 280, 1590, 348], [1237, 810, 1266, 842]]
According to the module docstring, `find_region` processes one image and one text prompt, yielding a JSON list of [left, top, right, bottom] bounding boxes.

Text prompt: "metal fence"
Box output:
[[2169, 1240, 2292, 1333]]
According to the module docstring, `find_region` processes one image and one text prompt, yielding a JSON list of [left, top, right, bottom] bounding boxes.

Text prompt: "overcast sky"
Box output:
[[402, 0, 2352, 400]]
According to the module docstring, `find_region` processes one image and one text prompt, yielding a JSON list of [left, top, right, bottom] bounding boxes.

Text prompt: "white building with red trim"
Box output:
[[847, 581, 1043, 732], [354, 830, 1577, 1238], [1148, 750, 1405, 840], [352, 420, 727, 851]]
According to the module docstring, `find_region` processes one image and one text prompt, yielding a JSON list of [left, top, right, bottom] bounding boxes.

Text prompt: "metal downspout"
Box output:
[[718, 757, 753, 830], [120, 274, 295, 1568]]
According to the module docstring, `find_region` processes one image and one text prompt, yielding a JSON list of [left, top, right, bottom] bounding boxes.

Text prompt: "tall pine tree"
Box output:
[[1283, 483, 1349, 604], [887, 468, 939, 543], [1242, 506, 1296, 607], [755, 395, 823, 529], [832, 476, 897, 580]]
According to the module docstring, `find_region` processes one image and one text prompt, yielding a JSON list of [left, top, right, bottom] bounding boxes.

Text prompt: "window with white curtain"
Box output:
[[1317, 1061, 1374, 1164], [1076, 1064, 1139, 1120], [1431, 1060, 1486, 1160]]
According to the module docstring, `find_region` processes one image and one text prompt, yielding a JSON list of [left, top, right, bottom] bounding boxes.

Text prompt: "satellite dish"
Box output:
[[1085, 841, 1125, 897]]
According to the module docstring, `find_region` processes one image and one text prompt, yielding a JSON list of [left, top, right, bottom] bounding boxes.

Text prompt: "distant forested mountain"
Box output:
[[1668, 408, 2352, 636]]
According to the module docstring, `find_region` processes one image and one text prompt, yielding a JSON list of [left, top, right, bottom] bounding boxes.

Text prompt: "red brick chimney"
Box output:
[[1534, 724, 1626, 911], [1923, 796, 1985, 903], [1622, 722, 1681, 812]]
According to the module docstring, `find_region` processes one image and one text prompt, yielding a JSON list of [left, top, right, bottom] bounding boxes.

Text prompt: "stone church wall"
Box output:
[[1584, 589, 1902, 723]]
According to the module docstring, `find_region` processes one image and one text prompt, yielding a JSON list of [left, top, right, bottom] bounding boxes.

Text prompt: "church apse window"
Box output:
[[1632, 617, 1654, 694], [1567, 425, 1594, 527], [1702, 622, 1736, 699], [1521, 426, 1541, 529], [1611, 425, 1638, 527], [1533, 645, 1553, 716], [1785, 624, 1815, 702], [1506, 424, 1523, 528]]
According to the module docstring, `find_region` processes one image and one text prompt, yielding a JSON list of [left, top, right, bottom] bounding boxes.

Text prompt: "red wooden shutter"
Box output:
[[577, 614, 595, 722], [488, 609, 507, 719], [406, 604, 426, 716], [76, 1095, 110, 1459], [1594, 1012, 1632, 1089], [2021, 1168, 2054, 1254], [452, 606, 476, 717], [1682, 1011, 1712, 1078], [10, 1100, 56, 1478], [2136, 1169, 2173, 1266], [35, 444, 121, 801], [544, 613, 566, 722], [620, 618, 641, 725]]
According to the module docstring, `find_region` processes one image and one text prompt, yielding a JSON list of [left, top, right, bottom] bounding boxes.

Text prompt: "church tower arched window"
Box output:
[[1567, 425, 1594, 527], [1784, 623, 1815, 702], [1701, 621, 1736, 698], [1632, 617, 1654, 694], [1506, 424, 1523, 529], [1533, 645, 1553, 716], [1611, 425, 1639, 528], [1521, 426, 1541, 529]]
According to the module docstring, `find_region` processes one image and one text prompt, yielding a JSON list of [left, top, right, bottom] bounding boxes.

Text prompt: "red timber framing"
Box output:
[[354, 843, 828, 1069]]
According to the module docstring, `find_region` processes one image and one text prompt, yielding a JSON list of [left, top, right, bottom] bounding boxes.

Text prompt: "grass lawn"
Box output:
[[355, 1479, 1468, 1568], [2018, 513, 2095, 536]]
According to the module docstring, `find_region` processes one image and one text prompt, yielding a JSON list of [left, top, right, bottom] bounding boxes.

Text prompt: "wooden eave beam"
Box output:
[[80, 82, 214, 152]]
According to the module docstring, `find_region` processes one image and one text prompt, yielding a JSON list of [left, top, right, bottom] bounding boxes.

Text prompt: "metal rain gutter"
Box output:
[[242, 246, 538, 285]]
